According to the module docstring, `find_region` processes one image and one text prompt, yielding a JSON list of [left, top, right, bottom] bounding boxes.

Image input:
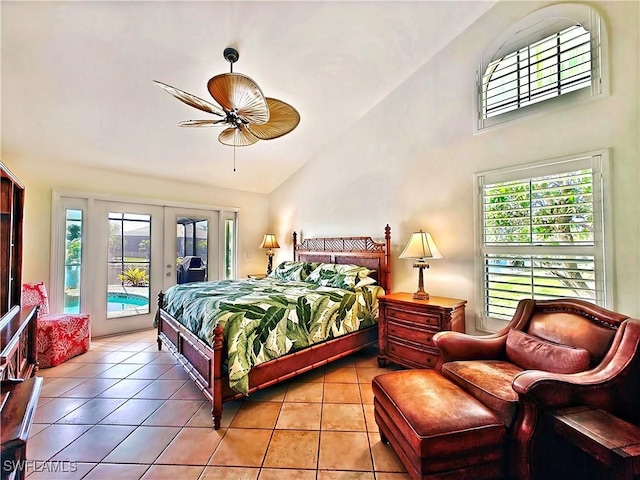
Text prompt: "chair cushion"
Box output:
[[442, 360, 523, 427], [506, 328, 591, 374]]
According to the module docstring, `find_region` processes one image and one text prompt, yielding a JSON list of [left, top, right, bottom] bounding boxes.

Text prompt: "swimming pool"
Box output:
[[64, 292, 149, 313]]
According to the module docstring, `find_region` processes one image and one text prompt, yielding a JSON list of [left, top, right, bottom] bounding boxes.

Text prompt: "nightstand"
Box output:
[[247, 273, 267, 279], [377, 292, 467, 369]]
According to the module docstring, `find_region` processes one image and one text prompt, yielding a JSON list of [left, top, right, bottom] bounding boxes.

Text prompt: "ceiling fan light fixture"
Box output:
[[154, 47, 299, 149]]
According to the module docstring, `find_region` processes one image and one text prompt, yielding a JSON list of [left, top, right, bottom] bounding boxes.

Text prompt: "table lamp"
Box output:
[[259, 234, 280, 275], [399, 230, 443, 300]]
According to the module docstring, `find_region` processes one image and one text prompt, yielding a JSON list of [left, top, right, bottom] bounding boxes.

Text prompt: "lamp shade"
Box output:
[[399, 230, 443, 260], [259, 234, 280, 250]]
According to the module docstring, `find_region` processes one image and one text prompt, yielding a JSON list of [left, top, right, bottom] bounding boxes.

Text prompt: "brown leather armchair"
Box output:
[[433, 298, 640, 480]]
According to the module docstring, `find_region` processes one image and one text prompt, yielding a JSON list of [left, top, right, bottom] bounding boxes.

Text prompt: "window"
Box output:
[[63, 209, 83, 313], [476, 4, 608, 130], [475, 151, 610, 328], [224, 217, 236, 280]]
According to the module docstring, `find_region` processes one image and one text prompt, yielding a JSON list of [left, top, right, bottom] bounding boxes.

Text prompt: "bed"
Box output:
[[156, 225, 391, 428]]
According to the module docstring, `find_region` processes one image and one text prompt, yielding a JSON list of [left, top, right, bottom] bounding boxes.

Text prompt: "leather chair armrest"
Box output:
[[434, 331, 508, 369], [512, 319, 640, 410]]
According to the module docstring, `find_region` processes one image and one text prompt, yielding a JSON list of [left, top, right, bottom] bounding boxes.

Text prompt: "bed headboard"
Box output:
[[292, 225, 391, 292]]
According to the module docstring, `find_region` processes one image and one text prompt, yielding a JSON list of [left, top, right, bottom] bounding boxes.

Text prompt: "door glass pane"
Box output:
[[64, 209, 82, 313], [176, 217, 208, 284], [224, 218, 235, 280], [107, 212, 151, 318]]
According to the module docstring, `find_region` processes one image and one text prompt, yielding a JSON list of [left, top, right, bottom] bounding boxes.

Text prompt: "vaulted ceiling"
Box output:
[[2, 1, 496, 194]]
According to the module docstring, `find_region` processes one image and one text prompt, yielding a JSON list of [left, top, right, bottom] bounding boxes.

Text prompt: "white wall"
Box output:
[[6, 158, 270, 285], [268, 0, 640, 331]]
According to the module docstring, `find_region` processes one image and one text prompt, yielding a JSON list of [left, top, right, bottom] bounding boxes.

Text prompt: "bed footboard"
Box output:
[[156, 292, 225, 428]]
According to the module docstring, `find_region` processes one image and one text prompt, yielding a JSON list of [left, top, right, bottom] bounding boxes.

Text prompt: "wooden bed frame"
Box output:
[[156, 225, 391, 428]]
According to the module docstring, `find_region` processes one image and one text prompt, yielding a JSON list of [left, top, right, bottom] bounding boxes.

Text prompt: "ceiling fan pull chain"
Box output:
[[233, 144, 236, 172]]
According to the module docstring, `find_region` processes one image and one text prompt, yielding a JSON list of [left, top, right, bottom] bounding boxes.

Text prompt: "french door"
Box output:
[[51, 194, 235, 338]]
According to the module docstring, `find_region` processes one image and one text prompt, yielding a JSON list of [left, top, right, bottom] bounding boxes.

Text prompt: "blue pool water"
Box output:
[[64, 292, 149, 313]]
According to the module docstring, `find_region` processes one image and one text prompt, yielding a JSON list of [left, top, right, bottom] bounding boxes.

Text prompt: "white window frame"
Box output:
[[475, 3, 609, 132], [474, 149, 613, 333]]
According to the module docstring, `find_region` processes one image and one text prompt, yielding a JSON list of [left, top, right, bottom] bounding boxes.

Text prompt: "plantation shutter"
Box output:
[[477, 154, 607, 322], [482, 25, 592, 119]]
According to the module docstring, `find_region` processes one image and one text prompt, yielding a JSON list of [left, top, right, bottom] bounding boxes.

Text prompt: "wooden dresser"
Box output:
[[377, 292, 467, 369], [1, 163, 41, 480]]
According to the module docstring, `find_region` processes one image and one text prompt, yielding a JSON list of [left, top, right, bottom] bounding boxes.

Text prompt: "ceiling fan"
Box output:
[[154, 47, 300, 147]]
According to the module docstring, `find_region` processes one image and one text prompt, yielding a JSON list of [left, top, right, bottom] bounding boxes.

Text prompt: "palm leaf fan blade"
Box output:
[[207, 73, 269, 125], [247, 98, 300, 140], [218, 126, 259, 146], [178, 119, 227, 127], [153, 81, 225, 117]]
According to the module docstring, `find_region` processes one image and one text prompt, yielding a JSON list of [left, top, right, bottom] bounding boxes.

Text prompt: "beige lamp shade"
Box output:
[[259, 234, 280, 250], [399, 230, 443, 261]]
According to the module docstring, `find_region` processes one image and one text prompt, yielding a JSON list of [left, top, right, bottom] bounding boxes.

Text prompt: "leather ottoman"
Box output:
[[372, 369, 505, 480]]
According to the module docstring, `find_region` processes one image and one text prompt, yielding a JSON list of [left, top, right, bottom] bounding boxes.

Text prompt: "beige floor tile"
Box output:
[[27, 462, 96, 479], [356, 367, 389, 384], [359, 383, 374, 405], [263, 430, 319, 469], [52, 424, 136, 462], [82, 463, 151, 479], [103, 425, 180, 464], [140, 465, 204, 480], [27, 424, 92, 460], [208, 428, 272, 467], [363, 404, 377, 432], [29, 423, 50, 437], [134, 379, 187, 400], [120, 351, 162, 364], [65, 363, 115, 378], [142, 399, 204, 426], [65, 350, 108, 363], [61, 378, 121, 398], [97, 379, 154, 398], [40, 377, 89, 397], [34, 397, 89, 424], [259, 468, 317, 480], [158, 365, 190, 380], [246, 382, 289, 402], [368, 432, 406, 472], [36, 361, 87, 377], [324, 366, 358, 383], [99, 398, 165, 425], [149, 353, 180, 365], [155, 427, 225, 465], [200, 466, 259, 480], [94, 363, 144, 379], [94, 351, 138, 364], [125, 363, 174, 380], [170, 379, 206, 400], [276, 402, 321, 430], [323, 383, 362, 404], [284, 382, 323, 403], [230, 401, 282, 429], [57, 398, 127, 424], [318, 431, 373, 471], [317, 471, 375, 480], [321, 404, 366, 431]]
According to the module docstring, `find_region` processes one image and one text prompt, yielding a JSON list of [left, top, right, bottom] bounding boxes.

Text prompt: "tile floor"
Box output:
[[26, 329, 410, 480]]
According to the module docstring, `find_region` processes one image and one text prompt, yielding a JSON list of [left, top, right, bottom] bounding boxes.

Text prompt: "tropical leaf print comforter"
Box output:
[[161, 278, 383, 394]]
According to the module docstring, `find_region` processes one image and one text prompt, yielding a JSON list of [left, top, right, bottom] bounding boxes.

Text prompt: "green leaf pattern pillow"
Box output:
[[306, 263, 374, 291], [269, 261, 316, 281]]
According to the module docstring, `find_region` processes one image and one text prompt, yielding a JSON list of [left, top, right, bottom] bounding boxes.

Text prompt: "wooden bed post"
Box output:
[[292, 231, 298, 260], [211, 323, 224, 429], [156, 291, 164, 351], [384, 224, 391, 293]]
